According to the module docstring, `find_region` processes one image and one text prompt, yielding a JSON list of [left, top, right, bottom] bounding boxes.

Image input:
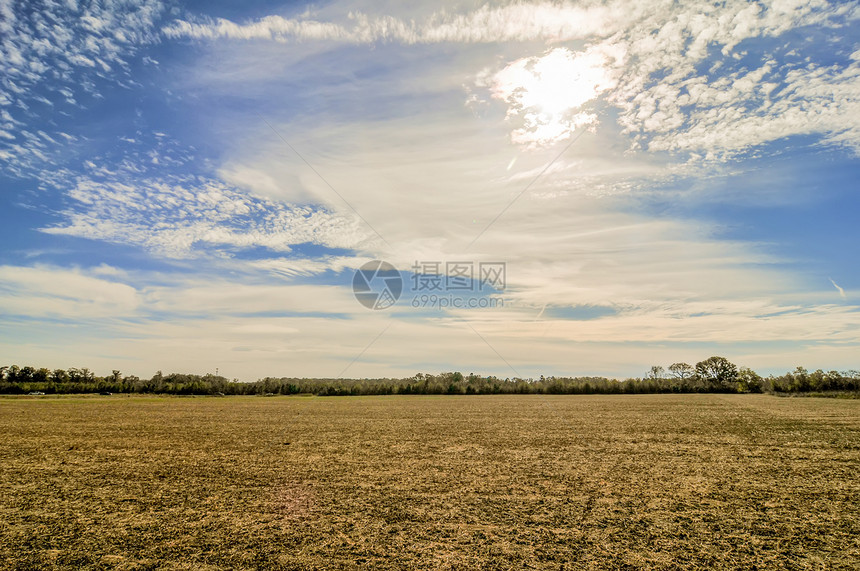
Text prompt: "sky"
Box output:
[[1, 0, 859, 381]]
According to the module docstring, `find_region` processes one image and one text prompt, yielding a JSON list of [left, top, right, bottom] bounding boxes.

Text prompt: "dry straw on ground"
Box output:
[[1, 394, 858, 569]]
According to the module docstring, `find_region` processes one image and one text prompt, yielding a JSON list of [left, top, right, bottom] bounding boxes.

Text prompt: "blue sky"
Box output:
[[1, 0, 858, 381]]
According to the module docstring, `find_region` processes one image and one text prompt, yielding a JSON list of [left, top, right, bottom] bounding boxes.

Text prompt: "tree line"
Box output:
[[1, 357, 858, 396]]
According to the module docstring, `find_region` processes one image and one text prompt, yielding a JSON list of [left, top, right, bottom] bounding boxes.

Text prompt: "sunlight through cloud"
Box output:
[[489, 47, 621, 146]]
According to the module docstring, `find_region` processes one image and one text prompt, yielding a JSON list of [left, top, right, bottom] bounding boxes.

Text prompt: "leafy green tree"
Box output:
[[68, 368, 95, 383], [695, 356, 739, 391], [6, 365, 20, 382], [736, 367, 763, 393], [823, 370, 843, 391], [51, 369, 69, 383], [789, 366, 810, 392]]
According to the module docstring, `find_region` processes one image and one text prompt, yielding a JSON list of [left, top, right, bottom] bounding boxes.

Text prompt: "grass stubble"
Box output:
[[0, 394, 857, 569]]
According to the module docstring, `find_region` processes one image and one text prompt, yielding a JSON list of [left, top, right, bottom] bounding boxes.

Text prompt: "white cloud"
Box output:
[[488, 45, 623, 145], [1, 262, 858, 380], [41, 173, 372, 258], [164, 1, 860, 157], [250, 256, 370, 278], [143, 282, 360, 316], [829, 278, 847, 298], [0, 265, 140, 318], [162, 3, 629, 45], [464, 299, 860, 345], [0, 0, 166, 176], [600, 0, 860, 158], [615, 50, 860, 159], [209, 109, 797, 310]]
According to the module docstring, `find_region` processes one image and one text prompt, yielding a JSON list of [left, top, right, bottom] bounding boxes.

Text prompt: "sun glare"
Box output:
[[491, 47, 617, 145]]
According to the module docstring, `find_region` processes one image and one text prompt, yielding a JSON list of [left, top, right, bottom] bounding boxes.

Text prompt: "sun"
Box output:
[[490, 47, 618, 146]]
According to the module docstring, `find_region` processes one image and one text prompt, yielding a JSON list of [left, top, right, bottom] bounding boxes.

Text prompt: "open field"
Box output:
[[1, 394, 858, 570]]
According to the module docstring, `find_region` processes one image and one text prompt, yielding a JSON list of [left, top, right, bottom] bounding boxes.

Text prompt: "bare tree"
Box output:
[[668, 362, 694, 380], [646, 365, 665, 380]]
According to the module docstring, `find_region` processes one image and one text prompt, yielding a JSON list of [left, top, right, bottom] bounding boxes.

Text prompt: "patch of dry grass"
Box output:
[[0, 394, 857, 569]]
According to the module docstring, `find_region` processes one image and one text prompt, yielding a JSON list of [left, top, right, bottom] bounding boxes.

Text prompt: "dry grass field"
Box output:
[[0, 394, 858, 570]]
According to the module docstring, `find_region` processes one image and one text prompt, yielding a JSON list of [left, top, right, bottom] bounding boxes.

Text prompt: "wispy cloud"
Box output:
[[40, 172, 371, 258], [829, 277, 847, 298], [1, 262, 858, 380], [0, 265, 139, 318], [162, 3, 625, 45]]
